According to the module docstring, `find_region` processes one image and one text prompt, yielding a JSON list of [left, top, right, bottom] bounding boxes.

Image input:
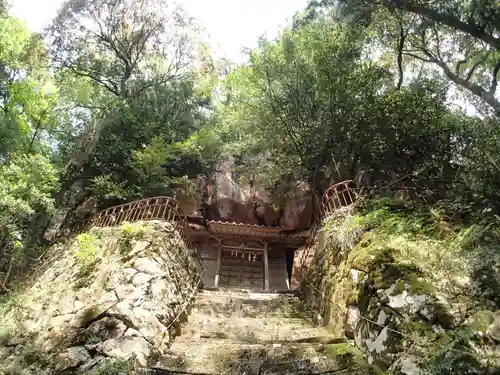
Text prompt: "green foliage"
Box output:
[[0, 154, 59, 285], [326, 0, 500, 116], [0, 154, 59, 218], [72, 233, 102, 271], [219, 21, 385, 195], [213, 18, 474, 202], [90, 174, 133, 201], [132, 136, 170, 179], [121, 222, 148, 237], [318, 198, 499, 371], [0, 14, 57, 158], [94, 359, 136, 375], [130, 136, 192, 197], [323, 211, 364, 252], [0, 7, 499, 374], [421, 326, 485, 374], [0, 1, 218, 290], [118, 222, 151, 254]]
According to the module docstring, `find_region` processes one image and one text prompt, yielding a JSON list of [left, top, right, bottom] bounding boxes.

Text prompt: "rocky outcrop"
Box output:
[[175, 157, 316, 230], [0, 221, 200, 374]]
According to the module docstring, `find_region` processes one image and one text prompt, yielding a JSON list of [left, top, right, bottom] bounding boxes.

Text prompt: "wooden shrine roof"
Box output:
[[207, 220, 282, 236], [185, 216, 308, 247]]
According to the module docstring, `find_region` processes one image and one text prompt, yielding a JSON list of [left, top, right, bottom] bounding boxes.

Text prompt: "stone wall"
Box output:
[[0, 221, 201, 374]]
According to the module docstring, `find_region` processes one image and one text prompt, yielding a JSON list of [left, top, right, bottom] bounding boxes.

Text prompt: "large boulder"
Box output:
[[176, 157, 315, 230]]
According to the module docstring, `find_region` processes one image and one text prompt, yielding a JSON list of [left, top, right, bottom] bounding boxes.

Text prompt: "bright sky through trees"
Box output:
[[11, 0, 309, 63]]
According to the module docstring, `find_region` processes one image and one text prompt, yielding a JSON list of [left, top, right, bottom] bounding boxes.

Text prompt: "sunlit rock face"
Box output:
[[0, 222, 200, 375], [176, 157, 315, 230]]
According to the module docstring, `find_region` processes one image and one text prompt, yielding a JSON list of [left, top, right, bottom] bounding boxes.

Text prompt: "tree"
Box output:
[[47, 0, 198, 176], [0, 154, 59, 288], [315, 0, 500, 115], [219, 23, 376, 197], [0, 15, 57, 160], [212, 19, 475, 210]]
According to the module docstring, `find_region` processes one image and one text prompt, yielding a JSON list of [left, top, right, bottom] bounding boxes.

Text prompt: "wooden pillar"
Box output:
[[263, 242, 270, 291], [214, 240, 222, 288]]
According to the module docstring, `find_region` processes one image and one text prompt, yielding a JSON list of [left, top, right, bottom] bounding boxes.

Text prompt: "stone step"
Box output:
[[198, 289, 297, 299], [185, 312, 312, 325], [181, 296, 325, 344], [183, 310, 320, 325], [153, 341, 365, 375], [194, 297, 304, 310], [200, 288, 296, 296], [172, 336, 345, 347], [190, 305, 311, 319], [150, 289, 371, 375], [192, 291, 314, 319], [177, 324, 335, 343], [195, 294, 299, 307]]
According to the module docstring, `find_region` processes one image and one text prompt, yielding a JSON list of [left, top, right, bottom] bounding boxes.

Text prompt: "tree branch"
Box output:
[[396, 17, 405, 89], [401, 52, 434, 63], [489, 60, 500, 95], [465, 59, 485, 82], [434, 58, 500, 115], [63, 63, 120, 96], [455, 59, 467, 75], [389, 0, 500, 50], [431, 23, 444, 61]]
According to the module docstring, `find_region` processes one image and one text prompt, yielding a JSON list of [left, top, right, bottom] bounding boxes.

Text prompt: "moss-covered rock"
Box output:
[[301, 199, 500, 373]]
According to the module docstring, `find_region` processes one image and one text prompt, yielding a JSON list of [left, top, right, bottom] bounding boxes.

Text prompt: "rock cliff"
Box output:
[[0, 221, 200, 374], [175, 157, 316, 230]]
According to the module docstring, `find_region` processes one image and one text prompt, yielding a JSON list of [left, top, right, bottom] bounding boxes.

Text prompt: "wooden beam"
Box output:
[[220, 244, 264, 252], [263, 242, 270, 291], [214, 243, 222, 288]]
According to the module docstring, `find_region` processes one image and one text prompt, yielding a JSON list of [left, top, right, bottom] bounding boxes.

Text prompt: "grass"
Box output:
[[95, 359, 137, 375], [72, 232, 102, 275]]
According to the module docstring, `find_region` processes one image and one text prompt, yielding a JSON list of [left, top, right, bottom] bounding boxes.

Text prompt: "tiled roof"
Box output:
[[188, 220, 308, 245], [207, 220, 283, 229]]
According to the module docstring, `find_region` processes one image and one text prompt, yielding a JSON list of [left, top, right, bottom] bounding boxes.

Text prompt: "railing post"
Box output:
[[263, 242, 269, 291], [214, 239, 222, 288]]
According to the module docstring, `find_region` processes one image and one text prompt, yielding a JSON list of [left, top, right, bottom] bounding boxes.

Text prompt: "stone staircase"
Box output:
[[150, 289, 370, 375]]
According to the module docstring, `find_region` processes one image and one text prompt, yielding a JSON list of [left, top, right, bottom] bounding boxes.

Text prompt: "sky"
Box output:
[[11, 0, 309, 63], [9, 0, 479, 114]]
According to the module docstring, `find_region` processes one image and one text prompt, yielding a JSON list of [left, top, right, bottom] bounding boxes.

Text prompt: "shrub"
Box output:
[[72, 233, 102, 271]]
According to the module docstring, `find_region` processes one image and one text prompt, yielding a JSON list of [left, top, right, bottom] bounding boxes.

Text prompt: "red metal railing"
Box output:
[[89, 196, 185, 228], [321, 180, 359, 217], [84, 196, 202, 270], [294, 180, 361, 290]]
